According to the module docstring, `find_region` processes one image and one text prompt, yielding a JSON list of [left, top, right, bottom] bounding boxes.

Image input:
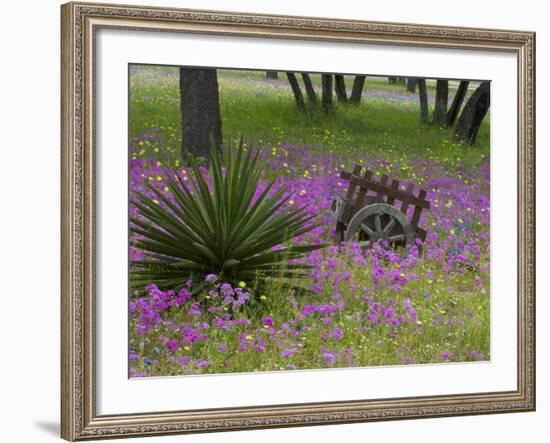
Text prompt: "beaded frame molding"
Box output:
[[61, 2, 535, 440]]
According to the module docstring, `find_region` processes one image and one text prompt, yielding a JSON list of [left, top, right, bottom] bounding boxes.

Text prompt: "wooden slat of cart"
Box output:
[[340, 171, 430, 209], [386, 179, 400, 206], [411, 189, 427, 227], [338, 164, 362, 224], [375, 174, 389, 203], [400, 183, 416, 215], [355, 169, 373, 209]]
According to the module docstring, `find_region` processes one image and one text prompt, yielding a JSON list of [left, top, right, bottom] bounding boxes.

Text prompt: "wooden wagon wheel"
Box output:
[[344, 203, 416, 248]]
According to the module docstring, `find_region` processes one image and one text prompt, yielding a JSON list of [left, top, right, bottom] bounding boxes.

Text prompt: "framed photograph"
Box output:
[[61, 1, 536, 440]]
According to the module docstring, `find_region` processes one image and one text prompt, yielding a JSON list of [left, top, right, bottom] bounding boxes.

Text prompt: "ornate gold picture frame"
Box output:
[[61, 1, 535, 440]]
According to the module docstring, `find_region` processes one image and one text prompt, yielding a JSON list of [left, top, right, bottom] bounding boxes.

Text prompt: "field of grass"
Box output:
[[128, 65, 490, 377], [130, 66, 489, 171]]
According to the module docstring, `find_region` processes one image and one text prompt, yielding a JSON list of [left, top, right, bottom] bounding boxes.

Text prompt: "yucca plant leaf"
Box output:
[[167, 176, 216, 243], [130, 138, 326, 298]]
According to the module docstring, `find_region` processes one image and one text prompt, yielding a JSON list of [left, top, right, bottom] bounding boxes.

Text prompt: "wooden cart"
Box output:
[[330, 165, 430, 248]]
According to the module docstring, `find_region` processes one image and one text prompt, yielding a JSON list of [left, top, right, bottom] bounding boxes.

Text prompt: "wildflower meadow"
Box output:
[[128, 67, 490, 377]]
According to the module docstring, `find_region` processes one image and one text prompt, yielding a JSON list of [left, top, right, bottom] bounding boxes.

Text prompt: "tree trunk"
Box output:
[[454, 81, 490, 145], [350, 75, 366, 104], [446, 80, 470, 126], [406, 78, 417, 93], [286, 72, 306, 111], [301, 73, 317, 103], [334, 75, 348, 103], [432, 79, 449, 126], [417, 78, 429, 124], [321, 74, 333, 112], [266, 71, 279, 80], [179, 67, 222, 159]]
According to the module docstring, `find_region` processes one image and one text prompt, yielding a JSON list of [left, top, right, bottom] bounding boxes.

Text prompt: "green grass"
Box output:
[[129, 66, 489, 170]]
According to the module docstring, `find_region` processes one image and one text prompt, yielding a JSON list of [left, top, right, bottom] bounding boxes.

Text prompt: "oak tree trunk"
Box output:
[[407, 78, 417, 93], [286, 72, 306, 111], [350, 75, 366, 104], [417, 78, 429, 124], [454, 81, 490, 145], [179, 67, 222, 159], [446, 80, 469, 126], [321, 74, 333, 112], [432, 79, 449, 126], [301, 73, 317, 103], [334, 74, 348, 103]]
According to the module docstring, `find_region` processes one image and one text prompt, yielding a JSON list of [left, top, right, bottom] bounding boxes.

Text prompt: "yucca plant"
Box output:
[[130, 139, 324, 296]]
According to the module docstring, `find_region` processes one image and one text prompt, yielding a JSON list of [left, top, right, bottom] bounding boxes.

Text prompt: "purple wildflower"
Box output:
[[166, 339, 179, 351]]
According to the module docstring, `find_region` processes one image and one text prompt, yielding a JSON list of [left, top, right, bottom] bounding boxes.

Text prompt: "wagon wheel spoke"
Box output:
[[374, 214, 382, 233], [388, 233, 405, 242], [344, 202, 416, 248], [360, 223, 374, 236], [383, 217, 397, 233]]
